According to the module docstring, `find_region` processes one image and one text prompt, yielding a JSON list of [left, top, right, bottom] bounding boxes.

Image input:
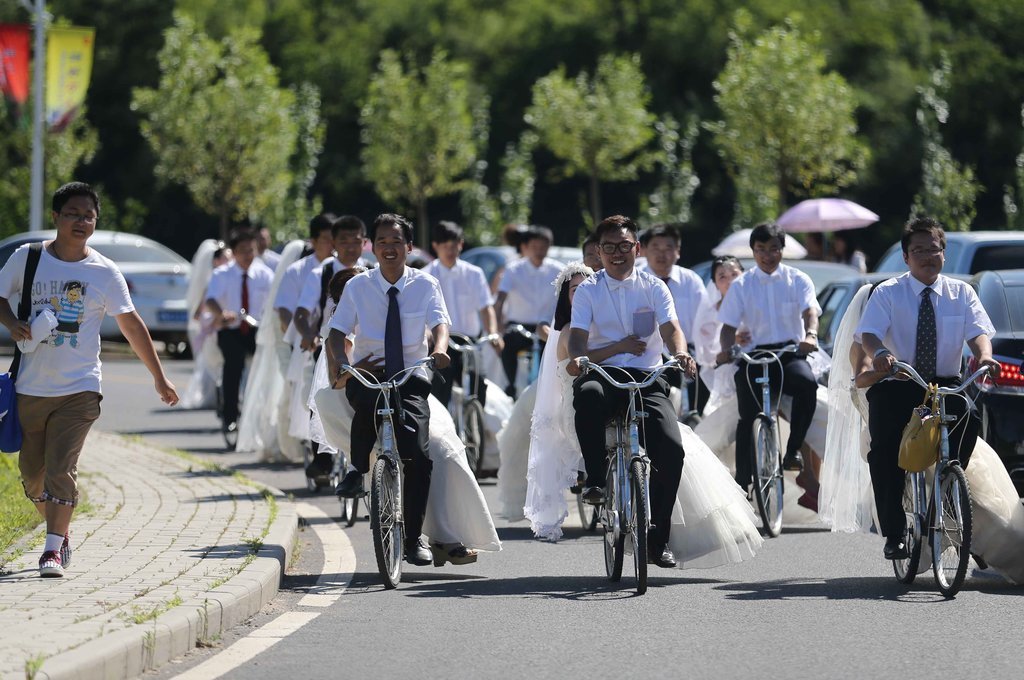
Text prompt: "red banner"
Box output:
[[0, 24, 31, 105]]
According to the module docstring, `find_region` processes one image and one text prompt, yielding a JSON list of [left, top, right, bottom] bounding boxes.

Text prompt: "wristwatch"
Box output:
[[805, 330, 818, 338], [873, 347, 892, 359]]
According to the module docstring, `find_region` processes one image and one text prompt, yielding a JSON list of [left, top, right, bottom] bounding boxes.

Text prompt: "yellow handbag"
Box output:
[[898, 384, 941, 472]]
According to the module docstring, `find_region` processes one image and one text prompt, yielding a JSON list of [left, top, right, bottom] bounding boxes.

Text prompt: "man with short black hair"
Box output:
[[273, 212, 336, 333], [857, 216, 998, 561], [716, 221, 821, 487], [424, 221, 502, 408]]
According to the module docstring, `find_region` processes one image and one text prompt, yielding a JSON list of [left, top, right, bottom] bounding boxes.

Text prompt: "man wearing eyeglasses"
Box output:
[[567, 215, 697, 569], [716, 221, 821, 490], [856, 216, 999, 561]]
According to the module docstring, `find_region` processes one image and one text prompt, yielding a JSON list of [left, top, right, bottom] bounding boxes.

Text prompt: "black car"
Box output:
[[967, 270, 1024, 493]]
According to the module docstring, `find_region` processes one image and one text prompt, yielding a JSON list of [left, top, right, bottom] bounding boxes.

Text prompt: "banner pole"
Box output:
[[28, 0, 46, 232]]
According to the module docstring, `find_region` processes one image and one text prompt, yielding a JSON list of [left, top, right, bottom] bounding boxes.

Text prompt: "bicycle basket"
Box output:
[[898, 384, 941, 473]]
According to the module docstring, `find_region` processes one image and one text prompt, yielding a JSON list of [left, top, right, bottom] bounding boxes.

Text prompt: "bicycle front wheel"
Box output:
[[576, 491, 599, 532], [602, 463, 624, 581], [463, 399, 486, 476], [629, 459, 649, 595], [370, 457, 404, 589], [931, 464, 972, 597], [893, 472, 924, 584], [751, 416, 784, 537]]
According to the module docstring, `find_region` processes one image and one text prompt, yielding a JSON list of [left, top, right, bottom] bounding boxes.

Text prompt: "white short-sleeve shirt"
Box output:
[[296, 256, 368, 314], [330, 266, 450, 369], [498, 256, 562, 325], [855, 272, 994, 378], [0, 244, 135, 396], [422, 259, 492, 337], [206, 260, 274, 325], [639, 263, 707, 342], [570, 268, 677, 370], [274, 252, 330, 314], [718, 263, 820, 346]]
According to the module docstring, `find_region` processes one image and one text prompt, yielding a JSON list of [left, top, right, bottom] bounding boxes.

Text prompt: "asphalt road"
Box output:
[[97, 356, 1024, 680]]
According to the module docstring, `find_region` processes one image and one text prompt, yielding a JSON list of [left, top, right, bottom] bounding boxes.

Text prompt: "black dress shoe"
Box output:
[[305, 453, 333, 480], [581, 486, 606, 506], [648, 545, 677, 568], [782, 450, 804, 472], [883, 536, 909, 560], [404, 538, 432, 566], [335, 471, 364, 498]]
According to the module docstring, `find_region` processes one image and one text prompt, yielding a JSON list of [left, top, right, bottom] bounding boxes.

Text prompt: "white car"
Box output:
[[0, 230, 191, 355]]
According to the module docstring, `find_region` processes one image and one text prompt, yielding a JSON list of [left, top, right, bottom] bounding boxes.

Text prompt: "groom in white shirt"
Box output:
[[567, 215, 697, 569]]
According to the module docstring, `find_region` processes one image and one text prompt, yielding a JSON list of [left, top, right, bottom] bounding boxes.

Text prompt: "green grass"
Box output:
[[0, 454, 43, 563]]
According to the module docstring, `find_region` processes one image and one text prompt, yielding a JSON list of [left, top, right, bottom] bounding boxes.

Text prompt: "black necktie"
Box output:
[[385, 286, 404, 379], [915, 287, 936, 382]]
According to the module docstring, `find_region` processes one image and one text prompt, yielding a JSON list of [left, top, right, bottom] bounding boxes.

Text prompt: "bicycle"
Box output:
[[731, 344, 801, 538], [341, 357, 434, 589], [890, 360, 991, 597], [506, 324, 542, 398], [332, 451, 359, 527], [446, 333, 500, 476], [577, 357, 680, 596]]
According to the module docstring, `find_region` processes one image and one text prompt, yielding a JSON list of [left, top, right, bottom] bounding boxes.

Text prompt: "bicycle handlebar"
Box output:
[[447, 333, 501, 352], [890, 360, 992, 395], [731, 344, 800, 366], [342, 357, 435, 390], [578, 357, 679, 390], [506, 324, 540, 341]]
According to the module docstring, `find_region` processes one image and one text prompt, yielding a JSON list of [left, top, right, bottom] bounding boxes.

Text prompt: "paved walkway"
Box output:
[[0, 431, 296, 680]]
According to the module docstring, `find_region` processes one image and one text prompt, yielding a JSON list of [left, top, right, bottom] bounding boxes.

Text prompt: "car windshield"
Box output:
[[90, 242, 183, 265], [1006, 285, 1024, 333]]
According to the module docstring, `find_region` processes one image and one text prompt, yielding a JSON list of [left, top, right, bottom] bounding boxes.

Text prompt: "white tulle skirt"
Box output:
[[309, 353, 501, 552], [496, 382, 535, 522]]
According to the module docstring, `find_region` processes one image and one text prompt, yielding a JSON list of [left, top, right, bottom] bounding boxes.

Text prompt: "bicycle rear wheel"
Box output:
[[343, 495, 359, 527], [751, 416, 784, 537], [576, 492, 599, 532], [931, 464, 972, 597], [370, 457, 403, 589], [463, 399, 486, 476], [893, 472, 924, 584], [602, 463, 624, 581], [629, 459, 649, 595]]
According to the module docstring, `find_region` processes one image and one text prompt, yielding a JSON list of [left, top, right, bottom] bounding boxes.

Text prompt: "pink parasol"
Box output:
[[777, 198, 878, 233]]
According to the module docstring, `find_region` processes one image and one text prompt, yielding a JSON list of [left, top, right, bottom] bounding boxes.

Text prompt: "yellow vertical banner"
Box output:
[[45, 26, 95, 131]]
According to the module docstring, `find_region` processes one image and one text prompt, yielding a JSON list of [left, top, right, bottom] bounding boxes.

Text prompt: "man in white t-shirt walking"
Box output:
[[495, 225, 562, 396], [0, 182, 179, 577], [423, 221, 502, 408]]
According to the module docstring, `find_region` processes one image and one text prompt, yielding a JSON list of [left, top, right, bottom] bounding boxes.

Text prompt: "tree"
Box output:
[[526, 54, 658, 224], [639, 115, 701, 228], [0, 103, 99, 238], [1003, 104, 1024, 229], [131, 14, 298, 240], [360, 49, 484, 248], [708, 20, 867, 226], [460, 131, 538, 245], [911, 56, 980, 232]]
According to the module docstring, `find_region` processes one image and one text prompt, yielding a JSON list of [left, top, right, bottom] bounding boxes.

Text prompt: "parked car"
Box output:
[[965, 269, 1024, 494], [874, 231, 1024, 275], [690, 258, 859, 296], [462, 245, 584, 292], [0, 230, 191, 354]]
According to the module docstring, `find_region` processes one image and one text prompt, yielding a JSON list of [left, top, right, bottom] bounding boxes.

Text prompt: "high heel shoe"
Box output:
[[430, 543, 478, 567]]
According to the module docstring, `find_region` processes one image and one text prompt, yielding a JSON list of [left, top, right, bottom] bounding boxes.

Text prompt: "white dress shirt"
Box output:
[[261, 249, 282, 271], [498, 256, 563, 324], [570, 268, 677, 370], [296, 256, 368, 313], [855, 272, 994, 378], [718, 263, 820, 346], [330, 266, 450, 369], [422, 259, 492, 337], [274, 252, 331, 313], [206, 259, 274, 325], [639, 263, 707, 342]]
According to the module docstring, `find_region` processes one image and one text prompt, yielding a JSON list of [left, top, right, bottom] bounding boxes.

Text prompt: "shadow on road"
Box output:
[[121, 427, 222, 437], [716, 574, 1024, 602]]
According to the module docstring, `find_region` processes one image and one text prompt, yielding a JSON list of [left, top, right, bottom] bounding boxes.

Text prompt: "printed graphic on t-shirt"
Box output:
[[32, 279, 88, 349]]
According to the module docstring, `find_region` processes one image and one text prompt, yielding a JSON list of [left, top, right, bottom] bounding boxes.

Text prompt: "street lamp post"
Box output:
[[19, 0, 46, 231]]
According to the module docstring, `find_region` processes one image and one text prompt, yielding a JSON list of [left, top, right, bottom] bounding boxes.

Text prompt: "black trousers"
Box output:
[[430, 338, 487, 408], [734, 346, 817, 487], [573, 368, 685, 550], [346, 375, 432, 540], [217, 328, 256, 424], [501, 323, 545, 397], [866, 377, 979, 539]]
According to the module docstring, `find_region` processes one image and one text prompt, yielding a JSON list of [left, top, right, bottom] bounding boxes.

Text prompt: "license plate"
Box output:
[[157, 310, 188, 323]]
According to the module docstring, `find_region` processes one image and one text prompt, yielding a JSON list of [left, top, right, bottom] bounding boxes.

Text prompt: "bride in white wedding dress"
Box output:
[[820, 282, 1024, 584], [523, 262, 763, 568], [307, 268, 501, 556]]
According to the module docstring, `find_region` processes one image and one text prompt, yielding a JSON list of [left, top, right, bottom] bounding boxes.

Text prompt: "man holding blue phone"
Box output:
[[566, 215, 696, 568]]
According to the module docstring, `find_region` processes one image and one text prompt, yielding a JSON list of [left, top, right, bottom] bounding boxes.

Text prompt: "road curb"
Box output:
[[36, 454, 298, 680]]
